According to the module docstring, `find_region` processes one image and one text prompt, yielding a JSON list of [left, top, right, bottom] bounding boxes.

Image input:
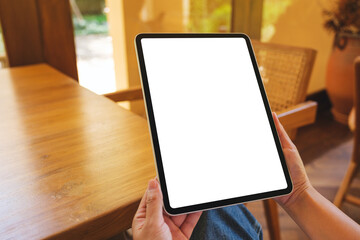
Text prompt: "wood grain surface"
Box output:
[[0, 64, 155, 239]]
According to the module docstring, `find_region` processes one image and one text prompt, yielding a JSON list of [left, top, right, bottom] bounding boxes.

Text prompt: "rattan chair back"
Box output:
[[252, 41, 316, 112]]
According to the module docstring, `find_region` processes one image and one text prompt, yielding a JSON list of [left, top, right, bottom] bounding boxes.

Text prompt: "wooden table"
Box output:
[[0, 64, 155, 239]]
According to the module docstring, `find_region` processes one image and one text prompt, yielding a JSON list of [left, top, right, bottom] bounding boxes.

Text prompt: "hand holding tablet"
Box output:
[[135, 33, 292, 215]]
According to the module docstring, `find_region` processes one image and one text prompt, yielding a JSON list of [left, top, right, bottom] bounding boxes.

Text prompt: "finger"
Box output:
[[163, 208, 187, 227], [137, 187, 148, 214], [169, 214, 187, 227], [164, 215, 186, 239], [133, 187, 148, 225], [145, 178, 164, 225], [272, 112, 294, 149], [180, 211, 202, 238]]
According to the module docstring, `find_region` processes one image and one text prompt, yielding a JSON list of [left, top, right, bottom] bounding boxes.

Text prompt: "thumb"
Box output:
[[146, 179, 164, 224], [272, 112, 294, 149]]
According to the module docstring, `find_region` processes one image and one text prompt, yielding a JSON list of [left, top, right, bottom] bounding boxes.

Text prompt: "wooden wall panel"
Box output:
[[0, 0, 78, 80], [0, 0, 44, 66], [37, 0, 78, 80]]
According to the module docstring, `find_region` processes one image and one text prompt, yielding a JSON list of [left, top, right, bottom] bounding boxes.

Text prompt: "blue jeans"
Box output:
[[190, 205, 263, 240]]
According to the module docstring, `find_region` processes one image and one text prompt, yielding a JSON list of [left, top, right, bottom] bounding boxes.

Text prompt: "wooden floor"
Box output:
[[246, 110, 360, 239]]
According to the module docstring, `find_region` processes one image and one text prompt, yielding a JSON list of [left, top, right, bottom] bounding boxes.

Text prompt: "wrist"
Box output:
[[281, 184, 314, 210]]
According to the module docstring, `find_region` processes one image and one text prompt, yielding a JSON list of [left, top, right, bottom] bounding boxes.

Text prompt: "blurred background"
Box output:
[[0, 1, 359, 239], [0, 0, 332, 106]]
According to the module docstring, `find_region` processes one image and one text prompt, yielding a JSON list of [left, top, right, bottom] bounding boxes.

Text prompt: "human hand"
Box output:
[[272, 112, 312, 208], [132, 179, 202, 240]]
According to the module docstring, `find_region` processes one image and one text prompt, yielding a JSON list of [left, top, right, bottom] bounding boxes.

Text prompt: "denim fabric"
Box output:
[[190, 204, 263, 240]]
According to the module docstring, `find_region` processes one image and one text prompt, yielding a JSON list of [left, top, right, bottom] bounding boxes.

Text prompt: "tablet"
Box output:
[[135, 33, 292, 215]]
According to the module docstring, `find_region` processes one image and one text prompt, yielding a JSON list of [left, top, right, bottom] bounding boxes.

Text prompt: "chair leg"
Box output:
[[263, 199, 281, 240], [334, 161, 359, 207], [345, 194, 360, 206]]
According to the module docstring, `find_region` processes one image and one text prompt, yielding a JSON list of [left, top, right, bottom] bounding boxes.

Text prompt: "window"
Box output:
[[0, 25, 7, 68], [72, 0, 116, 94]]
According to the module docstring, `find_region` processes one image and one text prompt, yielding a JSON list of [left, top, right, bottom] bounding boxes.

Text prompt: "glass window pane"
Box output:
[[187, 0, 232, 32], [72, 0, 116, 94], [0, 24, 7, 68]]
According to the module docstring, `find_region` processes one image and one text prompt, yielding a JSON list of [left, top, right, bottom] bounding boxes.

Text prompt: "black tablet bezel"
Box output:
[[135, 33, 292, 215]]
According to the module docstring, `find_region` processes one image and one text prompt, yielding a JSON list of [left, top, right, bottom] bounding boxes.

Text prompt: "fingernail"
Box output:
[[148, 179, 157, 190]]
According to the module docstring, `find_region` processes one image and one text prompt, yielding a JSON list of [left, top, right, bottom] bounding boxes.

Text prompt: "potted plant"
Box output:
[[324, 0, 360, 124]]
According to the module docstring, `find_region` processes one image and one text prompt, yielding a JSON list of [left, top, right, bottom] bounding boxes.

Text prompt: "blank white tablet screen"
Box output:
[[141, 37, 288, 209]]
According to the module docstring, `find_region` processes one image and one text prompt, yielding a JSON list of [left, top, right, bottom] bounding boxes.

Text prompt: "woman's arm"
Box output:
[[283, 186, 360, 240], [272, 113, 360, 240]]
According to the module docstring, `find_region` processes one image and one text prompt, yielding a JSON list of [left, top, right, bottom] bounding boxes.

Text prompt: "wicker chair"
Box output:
[[107, 41, 318, 240], [252, 40, 317, 137], [333, 56, 360, 208]]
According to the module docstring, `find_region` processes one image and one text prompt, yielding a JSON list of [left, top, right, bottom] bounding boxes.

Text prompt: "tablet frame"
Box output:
[[135, 33, 292, 215]]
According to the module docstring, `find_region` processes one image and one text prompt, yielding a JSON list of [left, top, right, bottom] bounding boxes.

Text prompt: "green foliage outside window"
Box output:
[[73, 14, 109, 36], [187, 0, 231, 32]]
